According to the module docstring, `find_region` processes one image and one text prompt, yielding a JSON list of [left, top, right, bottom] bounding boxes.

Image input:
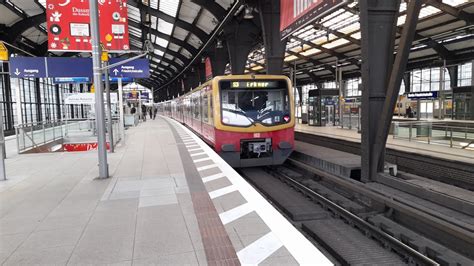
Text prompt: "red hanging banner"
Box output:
[[46, 0, 130, 52], [280, 0, 347, 39], [205, 57, 213, 81]]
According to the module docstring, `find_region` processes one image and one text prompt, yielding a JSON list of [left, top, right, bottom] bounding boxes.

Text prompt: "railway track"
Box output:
[[295, 131, 474, 190], [240, 158, 473, 265]]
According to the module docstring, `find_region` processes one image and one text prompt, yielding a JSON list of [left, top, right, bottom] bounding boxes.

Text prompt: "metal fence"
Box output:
[[393, 121, 474, 149]]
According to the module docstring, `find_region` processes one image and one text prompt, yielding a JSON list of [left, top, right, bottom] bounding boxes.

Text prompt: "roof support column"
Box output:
[[225, 20, 259, 74], [403, 72, 411, 93], [448, 65, 458, 88], [259, 0, 287, 75], [209, 41, 229, 76], [359, 0, 401, 182]]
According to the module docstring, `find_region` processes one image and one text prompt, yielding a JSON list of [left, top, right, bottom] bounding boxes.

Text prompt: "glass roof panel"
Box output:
[[157, 18, 173, 35], [160, 0, 180, 17]]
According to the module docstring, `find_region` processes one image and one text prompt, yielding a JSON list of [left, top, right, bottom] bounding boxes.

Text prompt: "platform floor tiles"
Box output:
[[0, 117, 330, 265]]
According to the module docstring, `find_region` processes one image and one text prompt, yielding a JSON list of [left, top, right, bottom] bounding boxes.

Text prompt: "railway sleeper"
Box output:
[[369, 214, 473, 265], [288, 157, 473, 260]]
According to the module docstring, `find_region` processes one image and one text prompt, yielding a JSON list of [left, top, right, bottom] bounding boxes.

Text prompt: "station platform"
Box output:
[[0, 117, 331, 265], [295, 123, 474, 164]]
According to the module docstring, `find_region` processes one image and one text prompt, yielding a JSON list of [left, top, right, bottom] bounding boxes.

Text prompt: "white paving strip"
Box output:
[[237, 232, 283, 265], [186, 144, 200, 148], [209, 185, 237, 199], [202, 172, 226, 183], [197, 164, 219, 172], [219, 203, 254, 225], [171, 118, 333, 265], [190, 151, 207, 157], [188, 148, 203, 152], [193, 157, 212, 163]]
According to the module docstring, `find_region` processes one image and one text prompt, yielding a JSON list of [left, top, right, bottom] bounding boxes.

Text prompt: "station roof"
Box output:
[[0, 0, 236, 89], [246, 0, 474, 84], [0, 0, 473, 91]]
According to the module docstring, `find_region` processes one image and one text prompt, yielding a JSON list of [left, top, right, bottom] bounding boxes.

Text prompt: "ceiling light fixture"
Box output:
[[216, 39, 223, 49], [244, 5, 254, 19]]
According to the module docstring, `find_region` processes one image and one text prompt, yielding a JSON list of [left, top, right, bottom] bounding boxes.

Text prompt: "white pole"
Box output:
[[15, 78, 22, 126], [118, 78, 125, 141], [89, 0, 109, 178]]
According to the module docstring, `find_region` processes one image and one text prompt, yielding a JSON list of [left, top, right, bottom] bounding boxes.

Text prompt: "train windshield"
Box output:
[[220, 80, 290, 127]]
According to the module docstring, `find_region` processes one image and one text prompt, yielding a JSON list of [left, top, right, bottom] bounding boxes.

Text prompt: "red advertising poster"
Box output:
[[46, 0, 130, 52], [280, 0, 346, 39], [205, 57, 213, 81]]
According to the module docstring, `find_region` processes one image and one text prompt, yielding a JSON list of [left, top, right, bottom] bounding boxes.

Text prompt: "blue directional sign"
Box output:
[[109, 58, 149, 78], [10, 57, 47, 78], [53, 77, 90, 84], [53, 77, 133, 84], [47, 57, 93, 78]]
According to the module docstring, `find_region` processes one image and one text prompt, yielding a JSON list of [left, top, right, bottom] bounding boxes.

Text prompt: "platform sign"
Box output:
[[280, 0, 348, 39], [47, 57, 93, 77], [109, 58, 149, 78], [9, 57, 47, 78], [53, 77, 90, 84], [64, 92, 118, 104], [406, 92, 439, 99], [46, 0, 130, 52]]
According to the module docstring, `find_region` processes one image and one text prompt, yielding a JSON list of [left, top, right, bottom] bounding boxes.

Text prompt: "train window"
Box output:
[[219, 80, 290, 127], [193, 93, 200, 119], [202, 93, 209, 123], [209, 94, 213, 125]]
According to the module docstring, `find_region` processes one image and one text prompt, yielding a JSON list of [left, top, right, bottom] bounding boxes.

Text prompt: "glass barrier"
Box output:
[[393, 121, 474, 149]]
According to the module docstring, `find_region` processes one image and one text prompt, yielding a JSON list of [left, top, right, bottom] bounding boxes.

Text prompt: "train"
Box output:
[[157, 75, 295, 168]]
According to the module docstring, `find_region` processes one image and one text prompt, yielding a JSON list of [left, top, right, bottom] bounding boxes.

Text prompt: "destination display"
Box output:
[[230, 81, 280, 89], [46, 0, 130, 52]]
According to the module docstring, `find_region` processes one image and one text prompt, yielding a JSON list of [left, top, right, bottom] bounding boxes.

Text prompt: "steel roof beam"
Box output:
[[128, 20, 198, 55], [191, 0, 226, 20], [425, 0, 474, 24], [286, 50, 335, 75], [128, 0, 208, 42], [291, 36, 360, 68]]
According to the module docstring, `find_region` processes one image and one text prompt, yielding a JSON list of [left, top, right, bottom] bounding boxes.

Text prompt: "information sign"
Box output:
[[64, 92, 118, 105], [109, 58, 150, 78], [46, 0, 130, 52], [9, 57, 47, 78]]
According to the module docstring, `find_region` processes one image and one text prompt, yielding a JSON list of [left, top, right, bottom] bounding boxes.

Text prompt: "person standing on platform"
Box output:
[[153, 105, 158, 120], [141, 105, 147, 122]]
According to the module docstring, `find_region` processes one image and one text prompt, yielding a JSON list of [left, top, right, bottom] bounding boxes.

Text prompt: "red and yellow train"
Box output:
[[158, 75, 295, 167]]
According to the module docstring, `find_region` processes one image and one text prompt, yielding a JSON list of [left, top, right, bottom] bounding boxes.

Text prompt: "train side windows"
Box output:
[[209, 94, 213, 125], [202, 92, 209, 123], [193, 93, 200, 119]]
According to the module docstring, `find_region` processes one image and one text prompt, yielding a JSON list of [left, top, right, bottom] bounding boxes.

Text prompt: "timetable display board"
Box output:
[[46, 0, 130, 52]]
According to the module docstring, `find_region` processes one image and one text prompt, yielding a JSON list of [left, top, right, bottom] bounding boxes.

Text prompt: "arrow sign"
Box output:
[[109, 58, 149, 78], [9, 57, 47, 78]]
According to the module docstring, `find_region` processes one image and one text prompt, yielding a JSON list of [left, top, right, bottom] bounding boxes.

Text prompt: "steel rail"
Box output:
[[268, 164, 439, 266]]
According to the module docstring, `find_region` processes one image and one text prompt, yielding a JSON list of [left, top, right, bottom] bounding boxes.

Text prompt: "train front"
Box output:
[[213, 75, 295, 168]]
